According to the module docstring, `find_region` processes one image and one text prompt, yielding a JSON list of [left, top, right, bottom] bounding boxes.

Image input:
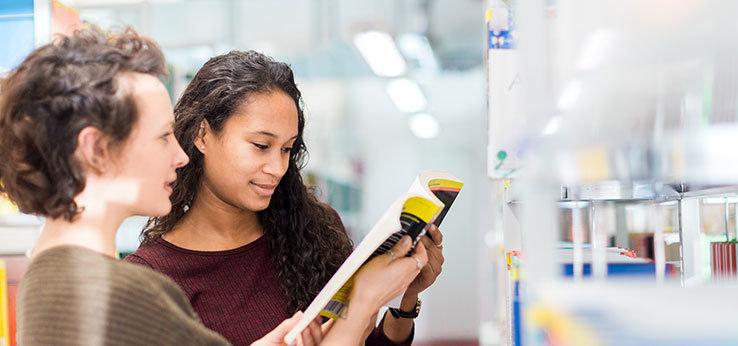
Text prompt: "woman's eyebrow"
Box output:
[[249, 131, 298, 140]]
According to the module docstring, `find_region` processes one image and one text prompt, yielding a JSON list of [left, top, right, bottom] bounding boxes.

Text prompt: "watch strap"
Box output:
[[389, 299, 421, 319]]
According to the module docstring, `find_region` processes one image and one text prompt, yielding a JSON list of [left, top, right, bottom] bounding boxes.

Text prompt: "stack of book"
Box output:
[[711, 241, 738, 280]]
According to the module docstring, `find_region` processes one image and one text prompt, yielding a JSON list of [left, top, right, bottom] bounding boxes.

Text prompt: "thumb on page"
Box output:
[[392, 235, 413, 257]]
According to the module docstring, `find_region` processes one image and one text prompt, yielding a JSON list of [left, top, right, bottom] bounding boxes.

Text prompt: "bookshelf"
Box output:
[[485, 0, 738, 345]]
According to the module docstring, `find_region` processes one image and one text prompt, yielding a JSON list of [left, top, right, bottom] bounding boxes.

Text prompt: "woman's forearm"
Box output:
[[381, 292, 417, 343], [321, 301, 374, 346]]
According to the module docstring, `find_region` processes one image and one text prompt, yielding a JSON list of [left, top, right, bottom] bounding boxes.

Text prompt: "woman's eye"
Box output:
[[253, 143, 268, 150], [160, 132, 171, 141], [281, 147, 292, 153]]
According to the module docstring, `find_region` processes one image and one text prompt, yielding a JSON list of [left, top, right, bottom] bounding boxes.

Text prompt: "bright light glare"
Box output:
[[542, 115, 562, 136], [387, 79, 427, 113], [397, 33, 439, 73], [354, 31, 407, 77], [577, 28, 618, 71], [557, 81, 582, 110], [409, 113, 439, 139]]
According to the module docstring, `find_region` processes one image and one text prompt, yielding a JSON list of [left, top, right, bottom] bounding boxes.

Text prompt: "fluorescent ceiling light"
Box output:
[[409, 113, 439, 139], [354, 30, 407, 77], [387, 78, 427, 113], [397, 33, 439, 73]]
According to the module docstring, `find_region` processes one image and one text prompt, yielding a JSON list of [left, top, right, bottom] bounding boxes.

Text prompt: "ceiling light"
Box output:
[[397, 33, 439, 74], [542, 115, 562, 136], [557, 81, 582, 110], [577, 28, 618, 71], [387, 78, 427, 113], [353, 30, 407, 77], [409, 113, 439, 139]]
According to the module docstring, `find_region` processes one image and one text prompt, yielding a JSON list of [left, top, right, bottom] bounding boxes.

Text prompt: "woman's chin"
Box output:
[[243, 198, 271, 212]]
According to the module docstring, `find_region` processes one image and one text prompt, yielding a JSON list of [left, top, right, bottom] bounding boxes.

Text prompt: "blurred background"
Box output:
[[7, 1, 738, 345], [1, 0, 490, 345]]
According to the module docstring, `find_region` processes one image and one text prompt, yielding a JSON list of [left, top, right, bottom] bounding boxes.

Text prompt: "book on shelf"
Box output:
[[509, 245, 678, 278], [555, 245, 639, 263], [711, 241, 738, 280], [284, 170, 463, 345]]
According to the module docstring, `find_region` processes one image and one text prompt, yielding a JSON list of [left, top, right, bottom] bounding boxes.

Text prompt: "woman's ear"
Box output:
[[76, 126, 112, 174], [194, 119, 210, 154]]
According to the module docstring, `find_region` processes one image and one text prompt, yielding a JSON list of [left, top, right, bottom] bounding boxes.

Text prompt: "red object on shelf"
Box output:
[[710, 242, 738, 281]]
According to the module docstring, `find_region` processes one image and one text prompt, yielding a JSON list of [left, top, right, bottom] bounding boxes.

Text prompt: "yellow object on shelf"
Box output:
[[528, 304, 601, 346], [0, 260, 9, 346]]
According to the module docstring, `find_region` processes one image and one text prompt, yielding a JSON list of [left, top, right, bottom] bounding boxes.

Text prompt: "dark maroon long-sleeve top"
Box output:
[[125, 235, 413, 346]]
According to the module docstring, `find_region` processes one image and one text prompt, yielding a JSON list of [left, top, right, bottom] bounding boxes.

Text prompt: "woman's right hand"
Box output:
[[320, 235, 428, 346], [351, 235, 429, 313]]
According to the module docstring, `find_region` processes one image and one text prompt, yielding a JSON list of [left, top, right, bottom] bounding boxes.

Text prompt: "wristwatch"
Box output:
[[389, 299, 422, 319]]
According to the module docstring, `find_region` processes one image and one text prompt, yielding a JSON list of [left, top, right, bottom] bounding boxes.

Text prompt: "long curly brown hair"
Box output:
[[140, 50, 353, 311]]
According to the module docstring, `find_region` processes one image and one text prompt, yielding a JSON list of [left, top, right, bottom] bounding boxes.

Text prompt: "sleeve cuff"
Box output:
[[365, 314, 414, 346]]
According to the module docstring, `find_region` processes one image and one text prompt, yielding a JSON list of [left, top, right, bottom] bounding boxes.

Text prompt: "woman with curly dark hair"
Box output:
[[125, 50, 446, 346], [0, 28, 427, 346]]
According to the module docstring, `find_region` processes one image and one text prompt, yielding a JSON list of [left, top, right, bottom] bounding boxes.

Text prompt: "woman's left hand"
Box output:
[[251, 312, 322, 346], [405, 225, 444, 296]]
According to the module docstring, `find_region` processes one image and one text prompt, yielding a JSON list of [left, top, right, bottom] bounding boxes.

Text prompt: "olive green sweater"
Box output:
[[17, 246, 230, 346]]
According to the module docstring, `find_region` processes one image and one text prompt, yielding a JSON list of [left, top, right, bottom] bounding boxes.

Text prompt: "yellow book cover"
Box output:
[[284, 170, 463, 344]]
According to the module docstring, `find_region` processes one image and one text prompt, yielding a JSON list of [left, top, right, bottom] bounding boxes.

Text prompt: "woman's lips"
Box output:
[[251, 182, 277, 197], [164, 176, 176, 195]]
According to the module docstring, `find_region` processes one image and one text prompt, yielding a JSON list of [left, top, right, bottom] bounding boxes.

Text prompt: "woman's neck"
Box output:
[[32, 198, 127, 259], [164, 183, 264, 251]]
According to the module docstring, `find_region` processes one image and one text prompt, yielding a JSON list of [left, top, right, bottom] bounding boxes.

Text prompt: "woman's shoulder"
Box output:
[[18, 245, 230, 345], [124, 237, 169, 266], [23, 245, 185, 300]]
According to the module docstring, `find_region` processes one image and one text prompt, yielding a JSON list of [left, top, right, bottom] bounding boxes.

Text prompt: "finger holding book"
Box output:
[[319, 236, 427, 346], [383, 225, 445, 343], [286, 171, 463, 345], [406, 224, 445, 295], [252, 312, 323, 346], [427, 223, 444, 248], [353, 235, 428, 309]]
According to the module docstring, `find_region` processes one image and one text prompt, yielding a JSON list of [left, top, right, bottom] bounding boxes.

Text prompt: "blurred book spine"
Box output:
[[1, 260, 9, 346], [711, 241, 738, 280]]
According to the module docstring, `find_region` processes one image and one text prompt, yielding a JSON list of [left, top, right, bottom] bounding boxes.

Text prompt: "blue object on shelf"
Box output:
[[0, 0, 34, 16], [512, 280, 521, 346], [562, 263, 665, 277]]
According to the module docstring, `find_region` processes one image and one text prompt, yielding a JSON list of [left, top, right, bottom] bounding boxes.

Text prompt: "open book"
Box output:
[[284, 170, 463, 344]]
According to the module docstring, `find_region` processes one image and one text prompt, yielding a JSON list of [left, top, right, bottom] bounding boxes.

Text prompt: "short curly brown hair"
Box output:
[[0, 28, 167, 221]]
